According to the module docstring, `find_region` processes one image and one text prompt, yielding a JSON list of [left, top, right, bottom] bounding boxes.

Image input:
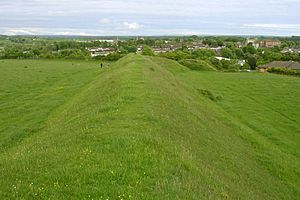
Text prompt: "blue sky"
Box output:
[[0, 0, 300, 36]]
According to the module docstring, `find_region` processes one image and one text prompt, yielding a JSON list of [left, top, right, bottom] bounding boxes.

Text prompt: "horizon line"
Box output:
[[1, 34, 299, 38]]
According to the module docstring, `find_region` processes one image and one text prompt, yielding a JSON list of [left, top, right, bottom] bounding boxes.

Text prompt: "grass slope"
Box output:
[[0, 59, 103, 150], [0, 55, 299, 199]]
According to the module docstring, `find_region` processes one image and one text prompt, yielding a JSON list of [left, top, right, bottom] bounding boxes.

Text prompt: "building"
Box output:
[[281, 48, 300, 54], [215, 56, 231, 61], [78, 39, 115, 43], [210, 47, 224, 54], [86, 47, 115, 57], [258, 61, 300, 72], [246, 38, 259, 48], [238, 60, 246, 66], [169, 44, 181, 51], [187, 43, 206, 50], [259, 40, 281, 48], [152, 47, 168, 54], [136, 46, 143, 54], [246, 38, 256, 44]]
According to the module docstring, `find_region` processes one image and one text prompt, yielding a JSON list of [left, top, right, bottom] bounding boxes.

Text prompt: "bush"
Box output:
[[127, 46, 137, 53], [267, 67, 300, 77], [207, 58, 240, 72], [192, 49, 216, 60], [179, 59, 216, 71], [142, 45, 155, 56], [246, 55, 257, 70], [208, 58, 223, 70], [241, 63, 250, 70], [58, 49, 90, 59], [159, 50, 192, 61], [220, 60, 240, 72], [94, 52, 124, 61], [221, 47, 236, 59], [197, 89, 223, 101]]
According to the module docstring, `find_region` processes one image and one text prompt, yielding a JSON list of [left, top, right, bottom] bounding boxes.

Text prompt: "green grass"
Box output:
[[0, 59, 108, 150], [0, 55, 299, 199]]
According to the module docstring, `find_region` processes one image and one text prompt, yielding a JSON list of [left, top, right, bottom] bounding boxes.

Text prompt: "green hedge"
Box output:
[[267, 67, 300, 77]]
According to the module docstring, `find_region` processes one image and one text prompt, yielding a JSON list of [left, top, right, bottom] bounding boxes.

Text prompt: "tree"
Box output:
[[216, 39, 224, 47], [179, 59, 216, 71], [234, 48, 244, 59], [247, 55, 257, 70], [127, 46, 137, 53], [203, 38, 218, 47], [192, 49, 216, 60], [209, 58, 223, 70], [221, 47, 235, 59], [241, 63, 250, 70], [104, 52, 123, 61], [159, 50, 191, 61], [191, 35, 199, 40], [243, 44, 257, 54], [142, 45, 155, 56], [261, 49, 282, 62]]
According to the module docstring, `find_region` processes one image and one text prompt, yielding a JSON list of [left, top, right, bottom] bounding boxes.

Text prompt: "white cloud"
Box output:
[[0, 0, 299, 35], [5, 28, 39, 35], [46, 10, 66, 16], [99, 18, 110, 24], [1, 27, 96, 36], [181, 31, 199, 36], [54, 31, 94, 36], [123, 22, 143, 30], [243, 24, 300, 29]]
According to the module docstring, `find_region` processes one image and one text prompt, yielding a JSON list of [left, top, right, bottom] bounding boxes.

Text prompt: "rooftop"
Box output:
[[259, 61, 300, 70]]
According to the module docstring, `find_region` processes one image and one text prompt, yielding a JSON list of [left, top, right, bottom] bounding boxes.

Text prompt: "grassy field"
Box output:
[[0, 55, 299, 199], [0, 59, 108, 150]]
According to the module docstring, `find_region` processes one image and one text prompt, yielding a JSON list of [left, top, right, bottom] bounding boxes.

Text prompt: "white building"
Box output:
[[86, 47, 115, 57], [215, 56, 231, 61]]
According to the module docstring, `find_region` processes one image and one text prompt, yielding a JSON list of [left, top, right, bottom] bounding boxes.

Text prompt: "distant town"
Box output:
[[0, 35, 299, 75], [85, 38, 288, 56]]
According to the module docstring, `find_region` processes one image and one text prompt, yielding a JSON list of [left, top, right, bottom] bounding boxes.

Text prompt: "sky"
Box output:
[[0, 0, 300, 36]]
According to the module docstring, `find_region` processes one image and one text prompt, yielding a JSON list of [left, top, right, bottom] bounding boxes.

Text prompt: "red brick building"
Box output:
[[259, 40, 281, 48]]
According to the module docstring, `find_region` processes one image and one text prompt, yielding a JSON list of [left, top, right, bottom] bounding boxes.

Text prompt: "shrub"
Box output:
[[197, 89, 223, 101], [94, 52, 124, 61], [179, 59, 216, 71], [267, 67, 300, 77], [192, 49, 216, 60], [241, 63, 250, 70], [209, 58, 223, 70], [220, 60, 240, 72], [246, 55, 257, 70], [142, 45, 155, 56], [208, 58, 240, 72], [221, 47, 236, 59], [159, 50, 192, 61]]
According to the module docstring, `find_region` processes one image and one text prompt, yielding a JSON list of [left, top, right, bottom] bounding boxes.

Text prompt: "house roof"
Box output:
[[259, 61, 300, 70], [260, 39, 281, 43]]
